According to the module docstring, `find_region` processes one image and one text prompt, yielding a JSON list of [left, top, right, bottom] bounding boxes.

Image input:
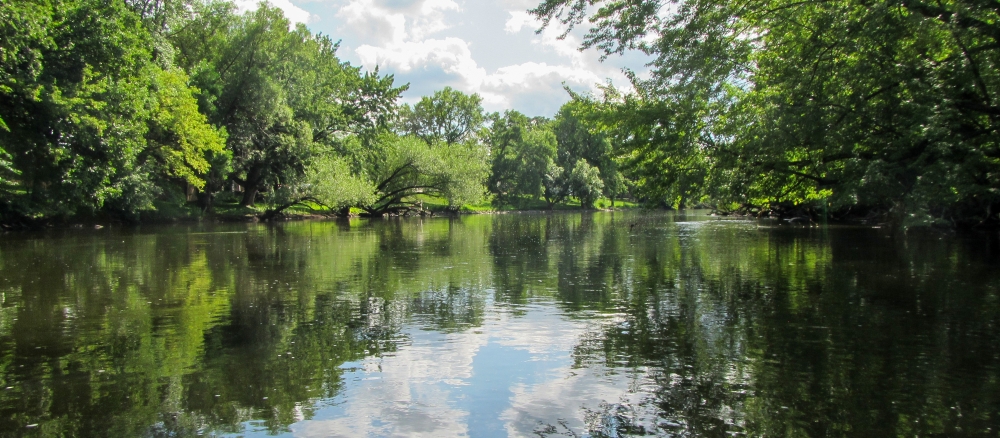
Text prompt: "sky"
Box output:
[[233, 0, 651, 117], [238, 303, 657, 437]]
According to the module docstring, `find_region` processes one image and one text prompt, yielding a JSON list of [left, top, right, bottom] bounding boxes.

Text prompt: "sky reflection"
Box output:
[[241, 301, 638, 437]]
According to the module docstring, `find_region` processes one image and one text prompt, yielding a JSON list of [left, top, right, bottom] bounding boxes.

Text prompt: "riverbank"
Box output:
[[0, 195, 646, 230]]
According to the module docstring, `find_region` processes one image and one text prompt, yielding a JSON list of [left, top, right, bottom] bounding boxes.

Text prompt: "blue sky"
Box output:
[[234, 0, 651, 117]]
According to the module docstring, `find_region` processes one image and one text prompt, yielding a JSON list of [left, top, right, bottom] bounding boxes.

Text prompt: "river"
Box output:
[[0, 211, 997, 436]]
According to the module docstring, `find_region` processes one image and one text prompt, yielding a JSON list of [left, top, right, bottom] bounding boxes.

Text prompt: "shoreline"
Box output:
[[4, 207, 993, 234]]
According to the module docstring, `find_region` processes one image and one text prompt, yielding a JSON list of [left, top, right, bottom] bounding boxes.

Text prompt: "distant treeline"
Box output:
[[2, 0, 998, 227]]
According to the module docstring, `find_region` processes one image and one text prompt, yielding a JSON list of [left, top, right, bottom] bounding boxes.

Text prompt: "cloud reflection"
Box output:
[[287, 303, 642, 436]]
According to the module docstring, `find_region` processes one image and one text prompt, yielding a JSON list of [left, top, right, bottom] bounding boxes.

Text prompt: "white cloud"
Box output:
[[527, 16, 590, 66], [496, 0, 541, 9], [485, 62, 601, 90], [233, 0, 314, 25], [327, 0, 641, 116], [336, 0, 459, 43], [356, 38, 482, 77], [503, 10, 534, 33], [336, 1, 407, 44], [478, 62, 604, 110], [355, 39, 607, 112]]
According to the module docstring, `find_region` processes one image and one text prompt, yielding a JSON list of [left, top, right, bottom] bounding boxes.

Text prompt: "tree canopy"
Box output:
[[532, 0, 1000, 225], [400, 87, 485, 145]]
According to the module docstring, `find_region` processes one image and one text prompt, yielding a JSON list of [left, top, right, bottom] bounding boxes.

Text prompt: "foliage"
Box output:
[[178, 5, 318, 206], [553, 99, 629, 204], [168, 2, 406, 210], [532, 0, 1000, 225], [147, 67, 229, 190], [352, 134, 488, 215], [485, 110, 558, 206], [571, 88, 712, 209], [399, 87, 485, 145], [568, 159, 604, 208], [0, 148, 19, 199], [0, 0, 491, 222], [543, 161, 569, 208], [0, 0, 161, 217], [305, 154, 377, 209], [3, 0, 999, 223]]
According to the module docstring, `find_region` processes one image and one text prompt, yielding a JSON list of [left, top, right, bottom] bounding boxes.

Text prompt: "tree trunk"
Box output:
[[240, 167, 263, 207], [241, 185, 258, 207], [198, 191, 214, 212]]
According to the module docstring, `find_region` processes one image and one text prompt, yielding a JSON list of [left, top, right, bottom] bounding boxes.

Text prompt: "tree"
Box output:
[[286, 35, 406, 147], [517, 128, 560, 201], [568, 159, 604, 208], [400, 87, 485, 145], [211, 7, 316, 207], [485, 110, 529, 204], [0, 0, 162, 218], [542, 162, 568, 208], [485, 111, 557, 206], [260, 153, 375, 220], [569, 89, 711, 209], [0, 148, 18, 201], [170, 3, 405, 209], [532, 0, 1000, 224], [146, 67, 229, 192], [553, 100, 629, 205], [352, 134, 488, 216], [0, 0, 407, 223]]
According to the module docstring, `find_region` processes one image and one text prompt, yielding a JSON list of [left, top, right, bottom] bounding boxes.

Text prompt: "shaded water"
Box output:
[[0, 211, 998, 437]]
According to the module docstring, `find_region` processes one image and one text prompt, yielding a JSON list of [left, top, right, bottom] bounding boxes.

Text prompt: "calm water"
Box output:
[[0, 211, 998, 437]]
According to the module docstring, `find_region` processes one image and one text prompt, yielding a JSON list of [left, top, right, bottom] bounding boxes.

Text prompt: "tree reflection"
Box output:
[[0, 219, 492, 436], [568, 224, 1000, 437], [0, 216, 997, 436]]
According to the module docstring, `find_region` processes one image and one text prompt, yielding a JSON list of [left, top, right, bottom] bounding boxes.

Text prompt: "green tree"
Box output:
[[353, 134, 488, 216], [543, 161, 568, 208], [0, 0, 162, 218], [215, 7, 315, 207], [533, 0, 1000, 224], [518, 128, 560, 200], [400, 87, 485, 145], [167, 3, 313, 207], [485, 111, 557, 206], [568, 159, 604, 208], [570, 89, 711, 209], [285, 35, 405, 148], [146, 67, 229, 192], [170, 2, 404, 210], [260, 153, 376, 219], [486, 110, 530, 204], [553, 100, 629, 206]]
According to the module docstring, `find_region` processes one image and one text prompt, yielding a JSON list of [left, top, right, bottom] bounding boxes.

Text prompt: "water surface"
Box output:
[[0, 211, 998, 436]]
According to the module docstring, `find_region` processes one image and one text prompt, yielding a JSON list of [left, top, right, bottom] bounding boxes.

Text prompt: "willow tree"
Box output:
[[349, 134, 488, 216]]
